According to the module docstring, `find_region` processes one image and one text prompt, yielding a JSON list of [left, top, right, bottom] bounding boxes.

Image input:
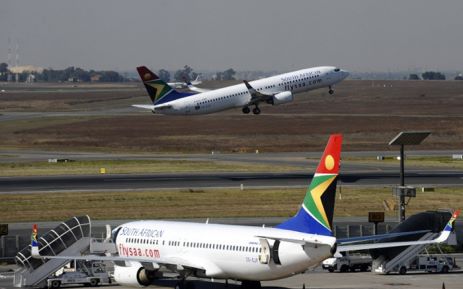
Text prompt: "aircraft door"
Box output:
[[258, 239, 270, 264]]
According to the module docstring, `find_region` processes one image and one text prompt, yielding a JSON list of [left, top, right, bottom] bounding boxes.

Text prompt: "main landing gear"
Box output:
[[328, 85, 334, 95], [242, 106, 261, 115]]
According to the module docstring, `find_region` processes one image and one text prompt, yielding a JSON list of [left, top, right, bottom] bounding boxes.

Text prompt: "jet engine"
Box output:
[[272, 91, 294, 105], [113, 263, 157, 287]]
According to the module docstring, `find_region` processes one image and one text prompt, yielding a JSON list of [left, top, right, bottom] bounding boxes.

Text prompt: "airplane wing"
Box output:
[[132, 104, 172, 111], [337, 210, 460, 253], [337, 230, 431, 245], [243, 80, 273, 105], [132, 104, 155, 110]]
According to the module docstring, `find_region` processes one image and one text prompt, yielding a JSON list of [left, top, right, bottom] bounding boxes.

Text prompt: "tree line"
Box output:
[[0, 63, 126, 82], [157, 65, 236, 82]]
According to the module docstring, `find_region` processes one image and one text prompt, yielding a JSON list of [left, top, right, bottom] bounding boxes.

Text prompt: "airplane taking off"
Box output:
[[133, 66, 349, 115], [32, 135, 460, 289]]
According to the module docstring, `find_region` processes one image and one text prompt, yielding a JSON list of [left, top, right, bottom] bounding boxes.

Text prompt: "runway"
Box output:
[[2, 170, 463, 193]]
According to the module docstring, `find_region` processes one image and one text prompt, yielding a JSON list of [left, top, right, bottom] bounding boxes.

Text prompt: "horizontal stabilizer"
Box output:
[[255, 234, 335, 247], [132, 104, 156, 110]]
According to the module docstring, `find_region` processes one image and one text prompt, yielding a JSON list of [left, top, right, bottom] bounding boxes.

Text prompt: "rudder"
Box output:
[[276, 134, 342, 236], [136, 66, 194, 106]]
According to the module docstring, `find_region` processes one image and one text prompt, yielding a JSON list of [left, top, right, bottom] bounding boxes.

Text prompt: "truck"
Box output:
[[46, 260, 111, 288], [383, 255, 456, 275], [322, 253, 372, 272]]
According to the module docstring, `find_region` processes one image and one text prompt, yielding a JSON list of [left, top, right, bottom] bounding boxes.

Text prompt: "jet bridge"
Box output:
[[13, 216, 98, 288]]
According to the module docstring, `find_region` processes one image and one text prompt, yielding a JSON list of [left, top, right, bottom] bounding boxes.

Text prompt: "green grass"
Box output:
[[0, 159, 299, 176], [343, 156, 463, 169], [2, 186, 462, 222]]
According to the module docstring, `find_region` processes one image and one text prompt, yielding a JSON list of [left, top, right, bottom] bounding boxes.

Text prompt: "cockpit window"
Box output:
[[334, 68, 340, 72]]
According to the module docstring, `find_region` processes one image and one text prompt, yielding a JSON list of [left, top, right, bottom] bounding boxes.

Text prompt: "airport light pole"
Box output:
[[389, 131, 430, 222]]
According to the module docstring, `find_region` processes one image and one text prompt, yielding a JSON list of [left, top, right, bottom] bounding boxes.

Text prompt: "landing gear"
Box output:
[[243, 105, 261, 115], [241, 281, 261, 289], [328, 86, 334, 95]]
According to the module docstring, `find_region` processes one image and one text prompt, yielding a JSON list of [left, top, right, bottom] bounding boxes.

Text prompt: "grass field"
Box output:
[[2, 80, 463, 153], [2, 186, 461, 222], [344, 156, 463, 169], [0, 159, 300, 176]]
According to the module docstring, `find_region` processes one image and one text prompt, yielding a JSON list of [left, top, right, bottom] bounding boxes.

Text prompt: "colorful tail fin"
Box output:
[[136, 66, 194, 105], [276, 134, 342, 236], [31, 224, 39, 257]]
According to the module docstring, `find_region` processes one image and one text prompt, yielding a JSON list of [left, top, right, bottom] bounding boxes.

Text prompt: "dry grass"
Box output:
[[1, 187, 462, 222], [2, 80, 463, 153], [0, 159, 299, 176]]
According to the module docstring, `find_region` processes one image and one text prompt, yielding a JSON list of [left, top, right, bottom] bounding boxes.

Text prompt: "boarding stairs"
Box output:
[[12, 216, 115, 288], [373, 232, 439, 274]]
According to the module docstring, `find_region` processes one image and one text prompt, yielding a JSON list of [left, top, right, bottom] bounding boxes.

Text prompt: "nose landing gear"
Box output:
[[329, 86, 334, 95]]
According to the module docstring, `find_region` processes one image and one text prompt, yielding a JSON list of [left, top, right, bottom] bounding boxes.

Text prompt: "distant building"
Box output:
[[455, 74, 463, 80], [90, 74, 102, 82]]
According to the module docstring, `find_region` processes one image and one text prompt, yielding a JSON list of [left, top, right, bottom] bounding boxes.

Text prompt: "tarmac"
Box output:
[[1, 264, 462, 289]]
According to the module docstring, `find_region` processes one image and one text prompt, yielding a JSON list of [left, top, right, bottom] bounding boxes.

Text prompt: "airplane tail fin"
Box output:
[[136, 66, 194, 106], [31, 224, 39, 257], [276, 134, 342, 236]]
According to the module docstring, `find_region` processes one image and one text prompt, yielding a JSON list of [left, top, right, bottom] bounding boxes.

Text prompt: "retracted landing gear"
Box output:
[[241, 280, 261, 289], [175, 279, 195, 289], [328, 85, 334, 95], [242, 106, 250, 114]]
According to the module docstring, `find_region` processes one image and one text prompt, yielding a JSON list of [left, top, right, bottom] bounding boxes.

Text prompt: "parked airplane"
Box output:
[[31, 135, 459, 289], [133, 66, 349, 115], [168, 75, 202, 89]]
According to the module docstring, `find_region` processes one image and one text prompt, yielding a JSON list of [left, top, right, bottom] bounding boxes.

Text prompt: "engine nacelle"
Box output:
[[272, 91, 294, 105], [113, 264, 157, 287]]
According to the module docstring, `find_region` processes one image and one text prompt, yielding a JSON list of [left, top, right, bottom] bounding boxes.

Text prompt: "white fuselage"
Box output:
[[156, 66, 348, 115], [114, 220, 335, 281]]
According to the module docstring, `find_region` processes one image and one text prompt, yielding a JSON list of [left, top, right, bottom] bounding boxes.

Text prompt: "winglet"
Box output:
[[31, 224, 40, 258], [434, 209, 460, 243], [445, 210, 460, 232]]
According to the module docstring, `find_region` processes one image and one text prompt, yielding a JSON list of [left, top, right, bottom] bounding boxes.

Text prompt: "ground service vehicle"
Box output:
[[395, 255, 456, 275], [46, 260, 110, 288], [322, 253, 372, 272]]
